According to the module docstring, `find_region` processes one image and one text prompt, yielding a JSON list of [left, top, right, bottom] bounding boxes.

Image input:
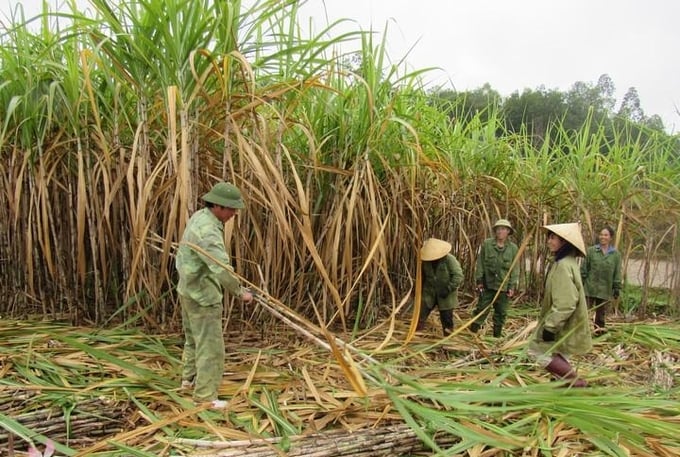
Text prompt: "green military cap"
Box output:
[[202, 182, 245, 209], [493, 219, 513, 234]]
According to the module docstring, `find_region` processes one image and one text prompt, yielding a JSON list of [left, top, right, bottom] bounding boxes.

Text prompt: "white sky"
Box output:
[[3, 0, 679, 132], [298, 0, 680, 133]]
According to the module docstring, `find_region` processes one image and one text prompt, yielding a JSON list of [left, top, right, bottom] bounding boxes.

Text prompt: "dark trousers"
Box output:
[[417, 305, 454, 336], [587, 296, 608, 329]]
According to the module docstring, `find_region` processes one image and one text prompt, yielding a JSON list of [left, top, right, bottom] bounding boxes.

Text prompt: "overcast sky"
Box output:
[[298, 0, 679, 132], [3, 0, 679, 132]]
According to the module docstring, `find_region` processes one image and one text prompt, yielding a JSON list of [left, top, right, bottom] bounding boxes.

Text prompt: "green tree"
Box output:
[[645, 114, 665, 131], [563, 75, 613, 131], [596, 73, 616, 111], [618, 86, 645, 123], [502, 86, 565, 144], [429, 83, 501, 125]]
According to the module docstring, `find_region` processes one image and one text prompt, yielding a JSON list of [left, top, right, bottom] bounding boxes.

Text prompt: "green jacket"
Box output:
[[581, 245, 622, 300], [475, 238, 519, 291], [532, 255, 592, 356], [421, 254, 464, 311], [176, 208, 242, 304]]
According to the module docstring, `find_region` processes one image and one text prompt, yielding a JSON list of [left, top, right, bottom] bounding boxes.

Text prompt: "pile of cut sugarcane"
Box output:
[[0, 309, 678, 456]]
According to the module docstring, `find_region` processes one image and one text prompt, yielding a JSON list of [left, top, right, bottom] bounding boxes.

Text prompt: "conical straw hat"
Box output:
[[420, 238, 452, 261], [542, 222, 586, 256]]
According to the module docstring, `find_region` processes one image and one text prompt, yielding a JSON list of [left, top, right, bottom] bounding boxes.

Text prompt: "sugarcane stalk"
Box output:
[[174, 423, 460, 457], [179, 242, 389, 388], [0, 398, 128, 450]]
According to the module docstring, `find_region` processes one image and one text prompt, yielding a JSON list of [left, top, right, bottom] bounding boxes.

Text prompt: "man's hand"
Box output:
[[241, 290, 254, 303], [476, 283, 484, 293], [507, 288, 515, 298]]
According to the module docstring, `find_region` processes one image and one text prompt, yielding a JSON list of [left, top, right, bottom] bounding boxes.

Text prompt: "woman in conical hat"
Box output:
[[529, 222, 591, 387], [417, 238, 464, 336]]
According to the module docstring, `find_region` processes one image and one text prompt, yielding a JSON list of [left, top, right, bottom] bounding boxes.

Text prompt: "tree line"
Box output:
[[429, 74, 678, 151]]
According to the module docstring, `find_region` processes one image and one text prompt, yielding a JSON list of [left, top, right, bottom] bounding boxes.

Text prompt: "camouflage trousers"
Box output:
[[180, 295, 225, 402], [472, 289, 509, 337]]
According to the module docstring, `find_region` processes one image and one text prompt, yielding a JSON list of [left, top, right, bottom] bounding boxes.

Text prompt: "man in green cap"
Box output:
[[471, 219, 519, 337], [176, 181, 253, 409]]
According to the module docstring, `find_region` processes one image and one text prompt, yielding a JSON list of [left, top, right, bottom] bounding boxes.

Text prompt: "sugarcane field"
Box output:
[[1, 1, 679, 456]]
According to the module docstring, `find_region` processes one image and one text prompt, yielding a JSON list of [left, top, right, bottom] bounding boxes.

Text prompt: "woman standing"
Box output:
[[416, 238, 464, 336], [530, 223, 591, 387], [581, 226, 622, 333]]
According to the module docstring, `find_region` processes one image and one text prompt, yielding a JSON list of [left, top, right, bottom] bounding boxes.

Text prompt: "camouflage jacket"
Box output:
[[475, 238, 519, 291], [176, 208, 241, 304]]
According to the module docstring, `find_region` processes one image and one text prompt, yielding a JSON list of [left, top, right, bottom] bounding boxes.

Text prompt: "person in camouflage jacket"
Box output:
[[176, 182, 253, 409], [471, 219, 519, 337]]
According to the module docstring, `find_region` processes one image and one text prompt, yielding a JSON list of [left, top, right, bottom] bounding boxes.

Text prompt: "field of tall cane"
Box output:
[[1, 0, 677, 328], [1, 0, 679, 455]]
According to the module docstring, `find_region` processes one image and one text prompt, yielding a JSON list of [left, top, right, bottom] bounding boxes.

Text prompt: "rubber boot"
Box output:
[[440, 309, 454, 336], [545, 354, 587, 387], [470, 322, 480, 333], [492, 325, 502, 338]]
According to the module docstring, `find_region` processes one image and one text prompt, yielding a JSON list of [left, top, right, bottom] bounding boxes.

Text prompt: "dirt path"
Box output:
[[625, 259, 675, 288], [526, 258, 676, 289]]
